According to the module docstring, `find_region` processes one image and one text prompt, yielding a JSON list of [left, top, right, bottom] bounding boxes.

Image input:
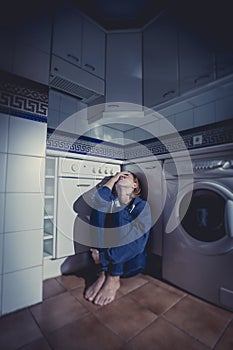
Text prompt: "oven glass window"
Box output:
[[180, 189, 226, 242]]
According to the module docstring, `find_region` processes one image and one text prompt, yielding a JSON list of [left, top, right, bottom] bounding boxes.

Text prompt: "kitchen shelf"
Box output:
[[43, 156, 58, 259]]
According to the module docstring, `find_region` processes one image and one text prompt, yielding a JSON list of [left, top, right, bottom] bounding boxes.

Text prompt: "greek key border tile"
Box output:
[[0, 70, 48, 122]]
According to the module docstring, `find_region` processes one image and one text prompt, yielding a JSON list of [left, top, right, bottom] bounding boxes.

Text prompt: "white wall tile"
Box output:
[[2, 266, 43, 314], [159, 116, 177, 137], [48, 109, 59, 129], [175, 109, 194, 131], [59, 111, 77, 133], [103, 126, 124, 144], [0, 114, 9, 153], [216, 95, 233, 122], [48, 90, 61, 111], [6, 155, 45, 193], [3, 230, 43, 273], [8, 117, 46, 157], [194, 102, 215, 127], [5, 193, 44, 232], [0, 235, 3, 274], [0, 153, 7, 193], [60, 94, 77, 114], [0, 194, 4, 234]]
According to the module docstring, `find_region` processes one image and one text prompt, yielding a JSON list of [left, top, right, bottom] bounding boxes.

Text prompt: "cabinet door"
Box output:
[[53, 6, 82, 66], [143, 12, 179, 108], [82, 18, 105, 79], [215, 50, 233, 79], [13, 44, 50, 85], [179, 28, 214, 94], [106, 32, 142, 109]]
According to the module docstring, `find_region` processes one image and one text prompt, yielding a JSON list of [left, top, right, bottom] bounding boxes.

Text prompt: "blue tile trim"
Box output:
[[0, 70, 48, 123], [47, 119, 233, 160], [47, 128, 125, 160]]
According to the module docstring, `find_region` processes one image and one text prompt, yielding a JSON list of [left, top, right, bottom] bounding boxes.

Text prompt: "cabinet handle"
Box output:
[[84, 63, 95, 71], [162, 90, 175, 98], [76, 184, 91, 187], [67, 54, 79, 62], [54, 67, 59, 72], [107, 104, 120, 108], [194, 74, 210, 84]]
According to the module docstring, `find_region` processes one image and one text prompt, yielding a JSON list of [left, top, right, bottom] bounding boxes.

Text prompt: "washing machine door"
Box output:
[[178, 181, 233, 254]]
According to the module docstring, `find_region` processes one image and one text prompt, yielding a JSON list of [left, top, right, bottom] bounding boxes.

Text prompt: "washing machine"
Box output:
[[162, 149, 233, 311]]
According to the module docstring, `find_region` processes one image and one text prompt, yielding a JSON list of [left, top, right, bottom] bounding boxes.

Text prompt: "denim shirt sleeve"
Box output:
[[92, 186, 115, 211]]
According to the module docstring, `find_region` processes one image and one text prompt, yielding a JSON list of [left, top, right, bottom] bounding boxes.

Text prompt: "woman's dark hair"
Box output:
[[131, 172, 141, 198]]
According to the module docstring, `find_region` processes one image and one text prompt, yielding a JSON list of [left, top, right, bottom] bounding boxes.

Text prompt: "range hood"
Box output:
[[50, 55, 105, 104]]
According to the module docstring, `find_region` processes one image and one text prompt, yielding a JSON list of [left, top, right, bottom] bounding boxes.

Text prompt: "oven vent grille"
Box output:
[[50, 76, 102, 104]]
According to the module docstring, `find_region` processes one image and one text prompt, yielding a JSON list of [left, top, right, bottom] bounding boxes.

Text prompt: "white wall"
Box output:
[[0, 114, 46, 315]]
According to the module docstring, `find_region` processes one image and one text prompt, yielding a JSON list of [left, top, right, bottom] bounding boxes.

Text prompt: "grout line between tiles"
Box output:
[[212, 318, 233, 350], [161, 315, 212, 349]]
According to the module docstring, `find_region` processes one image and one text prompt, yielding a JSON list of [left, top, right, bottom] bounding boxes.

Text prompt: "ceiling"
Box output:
[[71, 0, 173, 30]]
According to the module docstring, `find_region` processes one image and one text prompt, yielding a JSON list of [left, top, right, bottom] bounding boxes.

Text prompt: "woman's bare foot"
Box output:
[[84, 271, 106, 302], [94, 275, 120, 306], [90, 248, 101, 264]]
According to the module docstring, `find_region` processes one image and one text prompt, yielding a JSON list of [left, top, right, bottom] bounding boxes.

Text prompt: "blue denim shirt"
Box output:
[[90, 186, 151, 266]]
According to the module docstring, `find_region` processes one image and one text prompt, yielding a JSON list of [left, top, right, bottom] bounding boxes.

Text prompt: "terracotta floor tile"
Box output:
[[43, 278, 66, 300], [119, 274, 148, 295], [124, 317, 209, 350], [128, 282, 184, 315], [0, 308, 42, 350], [19, 337, 52, 350], [164, 295, 231, 348], [94, 295, 157, 340], [30, 292, 89, 335], [189, 295, 233, 320], [47, 314, 124, 350], [143, 275, 187, 297], [56, 274, 86, 290], [71, 285, 123, 313], [215, 319, 233, 350]]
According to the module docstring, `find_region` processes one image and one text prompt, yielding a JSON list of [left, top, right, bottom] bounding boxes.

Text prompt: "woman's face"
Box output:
[[115, 172, 137, 190]]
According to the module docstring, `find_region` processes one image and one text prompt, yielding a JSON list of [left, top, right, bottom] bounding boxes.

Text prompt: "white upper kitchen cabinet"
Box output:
[[53, 3, 106, 80], [52, 5, 82, 67], [106, 32, 142, 110], [178, 27, 214, 94], [143, 11, 179, 108], [82, 18, 106, 79]]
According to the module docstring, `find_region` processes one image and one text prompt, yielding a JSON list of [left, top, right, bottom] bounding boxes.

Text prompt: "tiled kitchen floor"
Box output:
[[1, 272, 233, 350]]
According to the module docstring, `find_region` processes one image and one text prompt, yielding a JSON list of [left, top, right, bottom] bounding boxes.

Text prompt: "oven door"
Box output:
[[177, 181, 233, 255], [56, 177, 100, 258]]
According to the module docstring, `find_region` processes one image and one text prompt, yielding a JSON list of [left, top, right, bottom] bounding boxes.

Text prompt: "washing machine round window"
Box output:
[[179, 189, 226, 242]]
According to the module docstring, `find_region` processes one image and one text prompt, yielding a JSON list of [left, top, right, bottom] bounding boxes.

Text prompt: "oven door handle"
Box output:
[[76, 184, 91, 187], [225, 200, 233, 238]]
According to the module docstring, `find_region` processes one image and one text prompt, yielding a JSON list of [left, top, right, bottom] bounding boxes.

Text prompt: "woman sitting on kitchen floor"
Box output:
[[85, 171, 151, 306]]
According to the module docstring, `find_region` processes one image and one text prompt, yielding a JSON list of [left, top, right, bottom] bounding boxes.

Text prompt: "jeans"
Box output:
[[99, 249, 147, 277]]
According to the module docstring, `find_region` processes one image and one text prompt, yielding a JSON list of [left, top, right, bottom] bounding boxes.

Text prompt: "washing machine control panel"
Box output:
[[193, 160, 233, 172]]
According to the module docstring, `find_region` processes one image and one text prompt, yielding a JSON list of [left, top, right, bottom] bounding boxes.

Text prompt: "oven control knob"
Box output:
[[98, 168, 102, 174], [105, 169, 108, 174], [71, 164, 78, 172], [92, 168, 96, 174], [110, 169, 115, 175]]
